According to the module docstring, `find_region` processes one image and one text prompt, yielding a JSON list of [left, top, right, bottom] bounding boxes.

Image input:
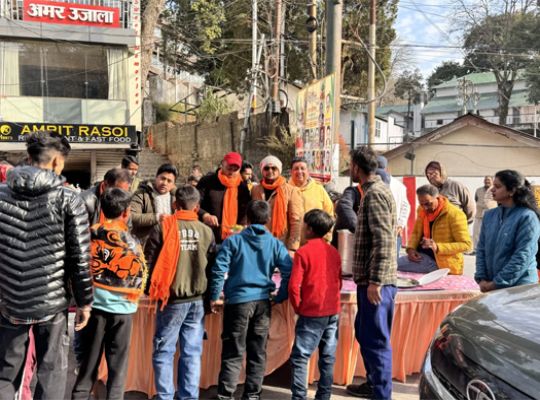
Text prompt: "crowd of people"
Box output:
[[0, 132, 538, 400]]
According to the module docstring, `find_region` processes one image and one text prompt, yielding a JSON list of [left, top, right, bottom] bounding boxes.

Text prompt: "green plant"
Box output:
[[154, 102, 173, 123], [194, 89, 231, 122]]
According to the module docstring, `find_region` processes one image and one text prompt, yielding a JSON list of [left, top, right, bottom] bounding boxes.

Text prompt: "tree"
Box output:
[[522, 11, 540, 104], [141, 0, 225, 93], [147, 0, 399, 101], [456, 0, 538, 125], [427, 61, 470, 90], [342, 0, 399, 96], [394, 69, 423, 132]]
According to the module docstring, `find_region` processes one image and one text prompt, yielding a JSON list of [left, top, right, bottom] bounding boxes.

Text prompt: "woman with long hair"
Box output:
[[475, 169, 540, 292]]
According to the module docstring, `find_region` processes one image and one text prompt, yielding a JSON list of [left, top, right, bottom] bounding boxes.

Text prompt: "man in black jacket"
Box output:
[[0, 132, 93, 400], [197, 152, 251, 243], [79, 167, 132, 225]]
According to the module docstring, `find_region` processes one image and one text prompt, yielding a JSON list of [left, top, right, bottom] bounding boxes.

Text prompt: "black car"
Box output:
[[420, 284, 540, 400]]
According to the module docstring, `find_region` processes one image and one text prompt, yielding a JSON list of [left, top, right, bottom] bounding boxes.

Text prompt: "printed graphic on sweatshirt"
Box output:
[[91, 226, 146, 289], [180, 228, 200, 251]]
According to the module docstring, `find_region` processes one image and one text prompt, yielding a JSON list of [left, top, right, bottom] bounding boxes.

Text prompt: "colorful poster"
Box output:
[[295, 74, 335, 183]]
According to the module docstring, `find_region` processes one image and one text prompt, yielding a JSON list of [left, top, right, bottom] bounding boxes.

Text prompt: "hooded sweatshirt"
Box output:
[[209, 224, 292, 304]]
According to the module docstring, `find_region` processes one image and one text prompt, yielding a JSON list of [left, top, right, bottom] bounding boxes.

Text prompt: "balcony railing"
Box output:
[[1, 0, 134, 29]]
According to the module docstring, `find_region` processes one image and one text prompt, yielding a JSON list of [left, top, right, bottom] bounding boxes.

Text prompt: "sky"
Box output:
[[394, 0, 465, 81]]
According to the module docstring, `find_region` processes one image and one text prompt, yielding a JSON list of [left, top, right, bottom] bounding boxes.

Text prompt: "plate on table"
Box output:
[[417, 268, 450, 286], [397, 277, 420, 288]]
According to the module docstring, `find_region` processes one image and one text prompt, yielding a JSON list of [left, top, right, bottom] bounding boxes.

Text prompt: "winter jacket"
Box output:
[[291, 179, 334, 242], [209, 224, 292, 304], [332, 186, 361, 246], [145, 219, 215, 303], [79, 183, 134, 229], [291, 179, 334, 216], [408, 200, 472, 275], [251, 182, 304, 251], [80, 183, 101, 225], [0, 166, 93, 320], [475, 206, 540, 288], [130, 180, 174, 245], [196, 171, 251, 243]]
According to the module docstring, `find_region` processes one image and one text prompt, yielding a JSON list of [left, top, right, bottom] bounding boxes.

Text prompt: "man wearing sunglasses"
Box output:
[[251, 155, 304, 254]]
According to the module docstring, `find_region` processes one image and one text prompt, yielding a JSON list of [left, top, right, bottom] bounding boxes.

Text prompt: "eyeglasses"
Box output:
[[263, 166, 278, 172]]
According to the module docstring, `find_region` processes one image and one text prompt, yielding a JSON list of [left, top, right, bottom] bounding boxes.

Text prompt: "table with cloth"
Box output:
[[97, 273, 479, 396]]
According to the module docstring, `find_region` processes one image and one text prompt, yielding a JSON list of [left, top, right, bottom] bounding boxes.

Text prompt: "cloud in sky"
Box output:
[[394, 0, 464, 80]]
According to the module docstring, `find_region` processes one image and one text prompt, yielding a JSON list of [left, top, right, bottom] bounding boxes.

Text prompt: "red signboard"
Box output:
[[23, 0, 120, 28]]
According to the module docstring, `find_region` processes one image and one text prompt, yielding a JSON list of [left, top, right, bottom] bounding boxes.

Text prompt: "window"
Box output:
[[375, 120, 381, 138], [436, 119, 444, 125], [0, 40, 127, 100]]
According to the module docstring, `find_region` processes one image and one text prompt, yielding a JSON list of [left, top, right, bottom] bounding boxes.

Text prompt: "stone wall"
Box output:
[[150, 112, 280, 178]]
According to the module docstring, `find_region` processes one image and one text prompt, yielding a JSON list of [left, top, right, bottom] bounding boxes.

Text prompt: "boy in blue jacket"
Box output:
[[209, 200, 292, 400]]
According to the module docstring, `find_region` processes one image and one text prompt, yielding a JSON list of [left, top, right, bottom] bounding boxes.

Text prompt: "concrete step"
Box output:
[[137, 148, 171, 181]]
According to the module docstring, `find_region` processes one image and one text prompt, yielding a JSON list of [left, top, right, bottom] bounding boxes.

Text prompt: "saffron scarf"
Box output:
[[261, 175, 288, 238], [419, 196, 447, 239], [357, 184, 364, 198], [217, 170, 242, 240], [98, 181, 107, 224], [149, 210, 199, 310]]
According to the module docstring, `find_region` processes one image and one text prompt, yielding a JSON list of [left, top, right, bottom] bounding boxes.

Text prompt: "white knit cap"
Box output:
[[260, 155, 283, 173]]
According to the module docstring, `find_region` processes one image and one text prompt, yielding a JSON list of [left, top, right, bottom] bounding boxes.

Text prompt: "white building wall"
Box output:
[[424, 112, 459, 129]]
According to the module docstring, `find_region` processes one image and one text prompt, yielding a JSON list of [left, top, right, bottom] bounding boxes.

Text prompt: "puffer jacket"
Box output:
[[0, 166, 93, 320], [80, 183, 101, 225], [407, 199, 472, 275]]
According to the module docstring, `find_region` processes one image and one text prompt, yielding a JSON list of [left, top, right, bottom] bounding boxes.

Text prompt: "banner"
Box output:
[[295, 74, 335, 183], [0, 122, 136, 144], [23, 0, 120, 28]]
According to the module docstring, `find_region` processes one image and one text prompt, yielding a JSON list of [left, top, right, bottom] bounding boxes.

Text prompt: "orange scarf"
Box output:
[[261, 176, 287, 237], [98, 181, 107, 224], [217, 170, 242, 240], [419, 196, 447, 239], [149, 210, 198, 310], [357, 184, 364, 198]]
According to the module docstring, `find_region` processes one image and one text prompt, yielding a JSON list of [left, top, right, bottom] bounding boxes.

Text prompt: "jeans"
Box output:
[[218, 300, 271, 400], [355, 285, 397, 400], [0, 311, 69, 400], [71, 309, 133, 400], [290, 315, 339, 400], [397, 254, 438, 273], [152, 300, 205, 400]]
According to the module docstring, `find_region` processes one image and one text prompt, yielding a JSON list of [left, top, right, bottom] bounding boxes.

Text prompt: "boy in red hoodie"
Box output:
[[288, 209, 342, 400]]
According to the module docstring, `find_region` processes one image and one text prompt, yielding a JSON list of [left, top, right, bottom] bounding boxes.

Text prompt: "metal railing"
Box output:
[[1, 0, 134, 29]]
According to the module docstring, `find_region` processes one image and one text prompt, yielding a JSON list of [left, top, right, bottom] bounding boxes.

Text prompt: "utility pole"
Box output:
[[241, 35, 265, 153], [251, 0, 257, 111], [307, 1, 317, 80], [367, 0, 376, 147], [272, 0, 282, 113], [325, 0, 342, 180]]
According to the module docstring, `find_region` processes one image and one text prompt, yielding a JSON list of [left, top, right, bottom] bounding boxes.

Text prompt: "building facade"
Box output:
[[340, 108, 405, 152], [0, 0, 141, 187], [423, 71, 537, 132]]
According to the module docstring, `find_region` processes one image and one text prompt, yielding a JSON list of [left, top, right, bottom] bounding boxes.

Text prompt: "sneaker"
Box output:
[[345, 383, 374, 398]]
